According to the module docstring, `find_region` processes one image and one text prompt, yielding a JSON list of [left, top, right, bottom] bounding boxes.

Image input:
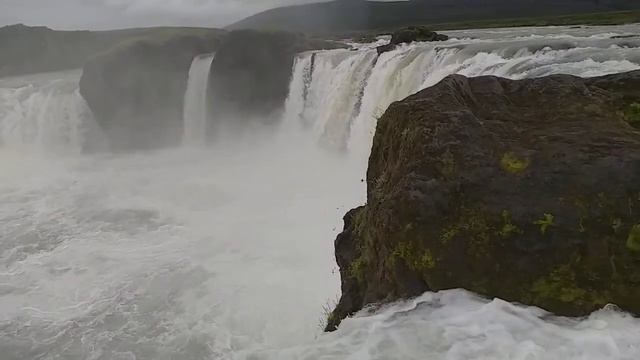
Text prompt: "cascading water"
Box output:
[[1, 25, 640, 360], [0, 71, 96, 154], [284, 25, 640, 164], [183, 54, 216, 146]]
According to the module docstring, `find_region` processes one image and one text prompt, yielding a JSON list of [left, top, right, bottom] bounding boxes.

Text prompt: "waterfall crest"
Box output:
[[183, 54, 216, 147], [0, 71, 97, 154], [283, 29, 640, 160]]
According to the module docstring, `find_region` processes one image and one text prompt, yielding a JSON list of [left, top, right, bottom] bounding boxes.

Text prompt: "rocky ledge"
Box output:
[[327, 70, 640, 331], [207, 30, 346, 136], [377, 26, 448, 54]]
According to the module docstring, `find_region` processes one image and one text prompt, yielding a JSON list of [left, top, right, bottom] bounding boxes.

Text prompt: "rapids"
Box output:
[[1, 24, 640, 359]]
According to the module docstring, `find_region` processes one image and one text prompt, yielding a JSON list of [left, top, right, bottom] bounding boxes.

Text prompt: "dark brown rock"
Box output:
[[377, 26, 448, 54], [327, 70, 640, 331], [207, 30, 346, 137]]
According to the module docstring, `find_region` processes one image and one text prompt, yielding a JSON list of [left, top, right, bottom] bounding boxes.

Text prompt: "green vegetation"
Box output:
[[627, 224, 640, 251], [531, 265, 587, 303], [530, 264, 609, 307], [621, 102, 640, 129], [497, 210, 522, 239], [230, 0, 640, 35], [0, 24, 223, 78], [439, 207, 494, 258], [319, 297, 340, 331], [349, 256, 368, 283], [391, 242, 436, 272], [340, 10, 640, 42], [534, 213, 555, 235], [431, 10, 640, 31], [500, 152, 530, 174]]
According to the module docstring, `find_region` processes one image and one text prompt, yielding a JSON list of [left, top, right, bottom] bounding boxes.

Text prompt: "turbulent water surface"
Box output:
[[1, 25, 640, 359]]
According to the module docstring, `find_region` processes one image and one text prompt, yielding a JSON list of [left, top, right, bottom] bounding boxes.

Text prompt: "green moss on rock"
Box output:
[[392, 242, 436, 272], [530, 264, 609, 311], [627, 224, 640, 251], [349, 256, 368, 283], [497, 210, 523, 238], [533, 213, 555, 235], [500, 152, 530, 174], [329, 71, 640, 332], [622, 102, 640, 129]]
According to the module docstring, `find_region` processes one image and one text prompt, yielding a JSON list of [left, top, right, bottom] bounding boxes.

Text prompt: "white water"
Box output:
[[285, 25, 640, 165], [183, 54, 216, 146], [0, 71, 97, 155], [2, 25, 640, 359]]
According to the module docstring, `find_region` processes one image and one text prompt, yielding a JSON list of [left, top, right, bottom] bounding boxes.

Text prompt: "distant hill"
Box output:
[[228, 0, 640, 33], [0, 24, 222, 78]]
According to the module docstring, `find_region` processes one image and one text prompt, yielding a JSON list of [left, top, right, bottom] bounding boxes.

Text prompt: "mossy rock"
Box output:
[[621, 102, 640, 129], [328, 70, 640, 331]]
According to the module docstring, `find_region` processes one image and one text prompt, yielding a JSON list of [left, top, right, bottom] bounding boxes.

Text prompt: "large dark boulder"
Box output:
[[207, 30, 345, 136], [327, 70, 640, 331], [80, 31, 222, 150], [391, 26, 449, 44], [377, 26, 448, 54]]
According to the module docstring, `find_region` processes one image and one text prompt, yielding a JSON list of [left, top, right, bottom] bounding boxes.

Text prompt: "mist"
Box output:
[[0, 64, 367, 357]]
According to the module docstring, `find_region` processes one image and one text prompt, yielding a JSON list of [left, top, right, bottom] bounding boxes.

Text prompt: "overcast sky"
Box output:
[[0, 0, 327, 30]]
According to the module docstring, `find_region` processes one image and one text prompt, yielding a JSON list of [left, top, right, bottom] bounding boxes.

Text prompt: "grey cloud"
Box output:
[[1, 0, 325, 30]]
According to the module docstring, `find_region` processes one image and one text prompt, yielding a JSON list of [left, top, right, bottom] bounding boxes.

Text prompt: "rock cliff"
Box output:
[[80, 31, 222, 150], [328, 70, 640, 330]]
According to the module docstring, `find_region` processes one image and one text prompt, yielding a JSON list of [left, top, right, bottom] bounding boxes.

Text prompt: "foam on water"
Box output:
[[0, 137, 363, 359], [1, 24, 640, 359], [241, 290, 640, 360]]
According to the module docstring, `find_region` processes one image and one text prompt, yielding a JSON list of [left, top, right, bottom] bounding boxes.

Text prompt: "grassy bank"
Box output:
[[0, 25, 223, 78], [431, 10, 640, 31]]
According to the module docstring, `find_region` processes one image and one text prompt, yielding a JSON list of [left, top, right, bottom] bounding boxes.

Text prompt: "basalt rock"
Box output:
[[207, 30, 346, 137], [80, 31, 222, 150], [377, 26, 448, 54], [327, 70, 640, 331]]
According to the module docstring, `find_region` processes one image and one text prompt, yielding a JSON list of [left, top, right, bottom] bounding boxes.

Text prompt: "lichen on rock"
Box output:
[[327, 70, 640, 331]]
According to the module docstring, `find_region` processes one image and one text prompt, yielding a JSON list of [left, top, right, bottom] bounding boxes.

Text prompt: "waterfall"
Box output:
[[2, 24, 640, 359], [0, 71, 96, 154], [283, 30, 640, 163], [183, 53, 216, 146]]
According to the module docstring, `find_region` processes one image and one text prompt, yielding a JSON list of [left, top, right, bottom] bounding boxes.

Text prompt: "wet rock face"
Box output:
[[80, 32, 221, 151], [327, 70, 640, 331], [207, 30, 302, 131], [207, 30, 345, 136]]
